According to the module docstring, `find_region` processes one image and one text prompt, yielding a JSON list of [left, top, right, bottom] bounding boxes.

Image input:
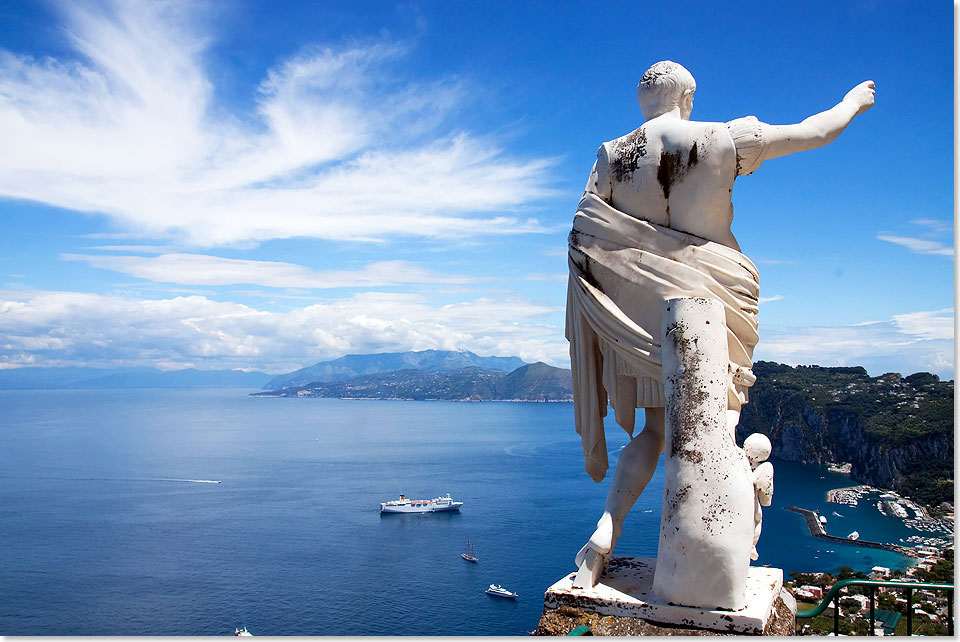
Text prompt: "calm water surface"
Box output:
[[0, 389, 918, 635]]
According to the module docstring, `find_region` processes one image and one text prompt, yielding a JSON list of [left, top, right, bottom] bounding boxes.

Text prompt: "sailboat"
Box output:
[[461, 538, 478, 563]]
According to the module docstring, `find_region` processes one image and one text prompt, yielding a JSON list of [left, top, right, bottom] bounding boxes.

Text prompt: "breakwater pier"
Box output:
[[785, 506, 916, 557]]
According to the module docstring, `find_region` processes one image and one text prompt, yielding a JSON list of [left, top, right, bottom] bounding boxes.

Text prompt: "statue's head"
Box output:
[[637, 61, 696, 121]]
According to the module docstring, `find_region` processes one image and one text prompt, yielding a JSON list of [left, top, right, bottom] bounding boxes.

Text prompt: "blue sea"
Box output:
[[0, 389, 924, 636]]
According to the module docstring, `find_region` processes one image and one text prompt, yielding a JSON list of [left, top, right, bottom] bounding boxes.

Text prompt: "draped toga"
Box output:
[[566, 191, 760, 482]]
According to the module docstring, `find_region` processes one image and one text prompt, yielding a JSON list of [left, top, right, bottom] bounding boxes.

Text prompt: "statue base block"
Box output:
[[539, 557, 791, 635]]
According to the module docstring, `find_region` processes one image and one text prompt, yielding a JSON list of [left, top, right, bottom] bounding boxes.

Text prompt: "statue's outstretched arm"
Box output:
[[761, 81, 875, 160]]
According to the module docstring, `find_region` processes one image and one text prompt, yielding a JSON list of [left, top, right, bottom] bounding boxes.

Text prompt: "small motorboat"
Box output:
[[485, 584, 518, 599], [234, 626, 253, 636]]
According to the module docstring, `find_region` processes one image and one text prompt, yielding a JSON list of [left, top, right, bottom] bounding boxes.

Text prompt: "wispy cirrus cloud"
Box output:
[[757, 308, 954, 379], [877, 218, 954, 256], [523, 273, 567, 282], [0, 289, 567, 373], [84, 245, 178, 254], [0, 1, 558, 247], [753, 258, 797, 265], [910, 219, 953, 235], [876, 235, 954, 256], [61, 253, 478, 289]]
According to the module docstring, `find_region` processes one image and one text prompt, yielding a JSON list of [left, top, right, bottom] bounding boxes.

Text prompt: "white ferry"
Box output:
[[379, 493, 463, 514]]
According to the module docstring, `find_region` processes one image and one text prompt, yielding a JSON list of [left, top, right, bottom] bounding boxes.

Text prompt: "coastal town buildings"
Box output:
[[785, 478, 954, 635], [794, 585, 824, 600]]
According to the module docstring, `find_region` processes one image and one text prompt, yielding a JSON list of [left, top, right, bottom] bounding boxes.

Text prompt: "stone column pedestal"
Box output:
[[655, 297, 756, 610], [536, 557, 796, 636]]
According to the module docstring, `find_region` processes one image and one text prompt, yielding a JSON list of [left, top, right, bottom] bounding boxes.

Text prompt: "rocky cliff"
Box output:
[[738, 362, 953, 505]]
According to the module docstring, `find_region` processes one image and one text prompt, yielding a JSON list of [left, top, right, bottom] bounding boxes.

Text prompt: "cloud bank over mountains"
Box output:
[[756, 308, 954, 380], [0, 289, 565, 374], [0, 287, 952, 379]]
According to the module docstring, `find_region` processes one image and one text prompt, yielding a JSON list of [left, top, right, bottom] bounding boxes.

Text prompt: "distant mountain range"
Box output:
[[253, 361, 573, 402], [0, 367, 271, 390], [0, 350, 534, 392], [262, 349, 528, 390]]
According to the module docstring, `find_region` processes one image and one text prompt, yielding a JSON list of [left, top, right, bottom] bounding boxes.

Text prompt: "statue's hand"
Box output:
[[843, 80, 875, 116]]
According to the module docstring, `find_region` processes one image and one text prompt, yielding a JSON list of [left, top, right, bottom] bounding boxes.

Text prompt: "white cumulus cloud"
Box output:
[[756, 308, 954, 379], [0, 1, 558, 247]]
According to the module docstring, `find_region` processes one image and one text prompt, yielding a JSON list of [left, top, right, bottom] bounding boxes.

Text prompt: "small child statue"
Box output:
[[743, 433, 774, 561]]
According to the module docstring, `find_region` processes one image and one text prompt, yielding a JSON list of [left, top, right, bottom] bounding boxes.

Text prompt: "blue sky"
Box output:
[[0, 0, 953, 377]]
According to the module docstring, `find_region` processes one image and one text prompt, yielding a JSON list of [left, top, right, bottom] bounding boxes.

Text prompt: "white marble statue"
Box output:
[[566, 61, 874, 599]]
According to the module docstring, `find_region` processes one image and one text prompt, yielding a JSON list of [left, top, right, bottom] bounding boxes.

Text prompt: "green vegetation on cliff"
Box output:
[[739, 362, 954, 506]]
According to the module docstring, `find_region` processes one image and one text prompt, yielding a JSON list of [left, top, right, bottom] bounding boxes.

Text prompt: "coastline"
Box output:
[[248, 392, 573, 402]]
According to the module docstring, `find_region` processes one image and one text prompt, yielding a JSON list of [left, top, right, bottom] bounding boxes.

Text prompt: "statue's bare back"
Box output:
[[591, 118, 741, 249]]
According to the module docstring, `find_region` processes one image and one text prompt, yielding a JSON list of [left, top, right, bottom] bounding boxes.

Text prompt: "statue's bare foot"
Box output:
[[575, 512, 618, 566], [572, 545, 609, 589], [572, 513, 620, 587]]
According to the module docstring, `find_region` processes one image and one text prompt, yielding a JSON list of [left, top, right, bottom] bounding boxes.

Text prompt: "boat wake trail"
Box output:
[[504, 443, 537, 457], [25, 477, 223, 484]]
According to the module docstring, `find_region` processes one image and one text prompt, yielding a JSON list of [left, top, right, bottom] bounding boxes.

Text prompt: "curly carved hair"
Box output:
[[637, 61, 696, 120]]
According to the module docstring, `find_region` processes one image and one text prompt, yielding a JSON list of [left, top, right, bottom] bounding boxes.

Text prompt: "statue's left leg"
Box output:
[[573, 408, 664, 588]]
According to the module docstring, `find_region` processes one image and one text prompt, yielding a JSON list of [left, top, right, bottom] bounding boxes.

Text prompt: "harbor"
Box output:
[[784, 506, 917, 557], [783, 478, 956, 567], [826, 482, 953, 537]]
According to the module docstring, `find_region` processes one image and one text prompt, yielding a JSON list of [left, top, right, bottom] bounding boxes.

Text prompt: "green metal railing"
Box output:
[[796, 579, 954, 636]]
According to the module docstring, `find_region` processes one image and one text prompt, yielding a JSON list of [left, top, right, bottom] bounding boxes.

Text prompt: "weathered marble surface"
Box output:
[[653, 297, 756, 610], [535, 593, 796, 636], [541, 556, 792, 635]]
